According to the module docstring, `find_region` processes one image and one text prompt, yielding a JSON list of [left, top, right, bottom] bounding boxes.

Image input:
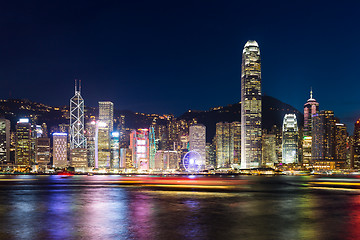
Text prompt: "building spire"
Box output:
[[310, 87, 313, 99]]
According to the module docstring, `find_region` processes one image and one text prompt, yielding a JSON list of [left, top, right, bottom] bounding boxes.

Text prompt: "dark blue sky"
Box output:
[[1, 0, 360, 131]]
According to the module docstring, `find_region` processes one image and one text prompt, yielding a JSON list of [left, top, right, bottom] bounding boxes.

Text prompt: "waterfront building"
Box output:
[[282, 114, 299, 164], [70, 80, 87, 167], [149, 126, 156, 169], [15, 118, 32, 166], [335, 123, 347, 168], [85, 121, 96, 167], [130, 129, 149, 170], [312, 110, 336, 169], [154, 150, 179, 170], [302, 89, 319, 167], [53, 133, 68, 168], [0, 119, 10, 164], [205, 142, 216, 168], [35, 137, 50, 169], [353, 120, 360, 169], [189, 124, 206, 169], [241, 40, 262, 169], [216, 121, 241, 168], [110, 132, 120, 169], [120, 148, 133, 169], [262, 132, 277, 167], [95, 121, 110, 169], [99, 101, 114, 132]]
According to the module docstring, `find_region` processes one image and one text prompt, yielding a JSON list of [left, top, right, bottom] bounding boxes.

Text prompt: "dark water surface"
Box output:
[[0, 175, 358, 240]]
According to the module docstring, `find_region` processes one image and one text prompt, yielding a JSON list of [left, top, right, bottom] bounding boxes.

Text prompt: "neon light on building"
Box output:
[[130, 129, 149, 170]]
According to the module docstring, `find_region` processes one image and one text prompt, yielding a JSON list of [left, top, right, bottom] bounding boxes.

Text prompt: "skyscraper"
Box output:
[[282, 114, 299, 164], [99, 101, 114, 132], [0, 119, 10, 164], [35, 137, 50, 170], [303, 89, 319, 136], [312, 110, 336, 169], [70, 80, 87, 168], [302, 89, 319, 168], [53, 133, 68, 168], [189, 124, 206, 169], [95, 121, 111, 169], [241, 40, 262, 169], [70, 79, 86, 150], [353, 120, 360, 169], [130, 129, 150, 171], [215, 122, 241, 168], [335, 123, 347, 168], [110, 131, 120, 169], [15, 118, 32, 166]]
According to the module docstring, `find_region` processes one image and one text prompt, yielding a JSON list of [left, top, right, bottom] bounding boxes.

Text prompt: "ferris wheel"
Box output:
[[182, 151, 202, 172]]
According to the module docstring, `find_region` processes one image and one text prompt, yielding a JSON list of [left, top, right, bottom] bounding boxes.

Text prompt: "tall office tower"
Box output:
[[130, 129, 149, 170], [241, 40, 262, 169], [0, 119, 10, 164], [231, 121, 241, 166], [282, 114, 299, 164], [70, 80, 87, 168], [99, 101, 114, 132], [15, 118, 32, 166], [335, 123, 347, 168], [353, 120, 360, 169], [95, 122, 111, 169], [53, 133, 68, 168], [149, 126, 156, 169], [70, 79, 86, 150], [302, 89, 319, 167], [35, 137, 50, 169], [303, 89, 319, 136], [120, 148, 133, 169], [216, 122, 231, 168], [85, 121, 96, 167], [312, 110, 336, 169], [117, 115, 127, 148], [262, 132, 277, 167], [110, 132, 120, 169], [189, 124, 206, 169], [205, 142, 216, 168]]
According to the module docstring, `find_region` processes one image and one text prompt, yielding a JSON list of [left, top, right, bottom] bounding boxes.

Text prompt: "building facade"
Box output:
[[241, 40, 262, 169], [282, 114, 299, 164], [189, 124, 206, 169], [0, 119, 10, 164], [53, 133, 68, 168]]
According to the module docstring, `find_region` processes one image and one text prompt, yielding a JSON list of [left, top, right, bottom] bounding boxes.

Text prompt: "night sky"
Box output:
[[1, 1, 360, 131]]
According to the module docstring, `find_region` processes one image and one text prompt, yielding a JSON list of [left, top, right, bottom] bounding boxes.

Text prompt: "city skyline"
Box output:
[[0, 1, 360, 131]]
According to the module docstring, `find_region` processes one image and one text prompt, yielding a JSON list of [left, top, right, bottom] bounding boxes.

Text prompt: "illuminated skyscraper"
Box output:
[[282, 114, 299, 164], [110, 131, 120, 169], [353, 120, 360, 169], [216, 122, 231, 168], [303, 89, 319, 136], [312, 110, 336, 169], [70, 79, 86, 149], [130, 129, 149, 170], [335, 123, 347, 168], [15, 118, 32, 166], [95, 121, 111, 169], [241, 40, 262, 169], [53, 133, 68, 168], [0, 119, 10, 164], [85, 121, 96, 167], [70, 80, 87, 168], [35, 137, 50, 169], [189, 124, 206, 169], [302, 89, 319, 167], [149, 126, 156, 169], [99, 101, 114, 132]]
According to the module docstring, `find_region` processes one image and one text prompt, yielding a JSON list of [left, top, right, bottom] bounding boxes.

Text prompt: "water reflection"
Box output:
[[0, 176, 358, 239]]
